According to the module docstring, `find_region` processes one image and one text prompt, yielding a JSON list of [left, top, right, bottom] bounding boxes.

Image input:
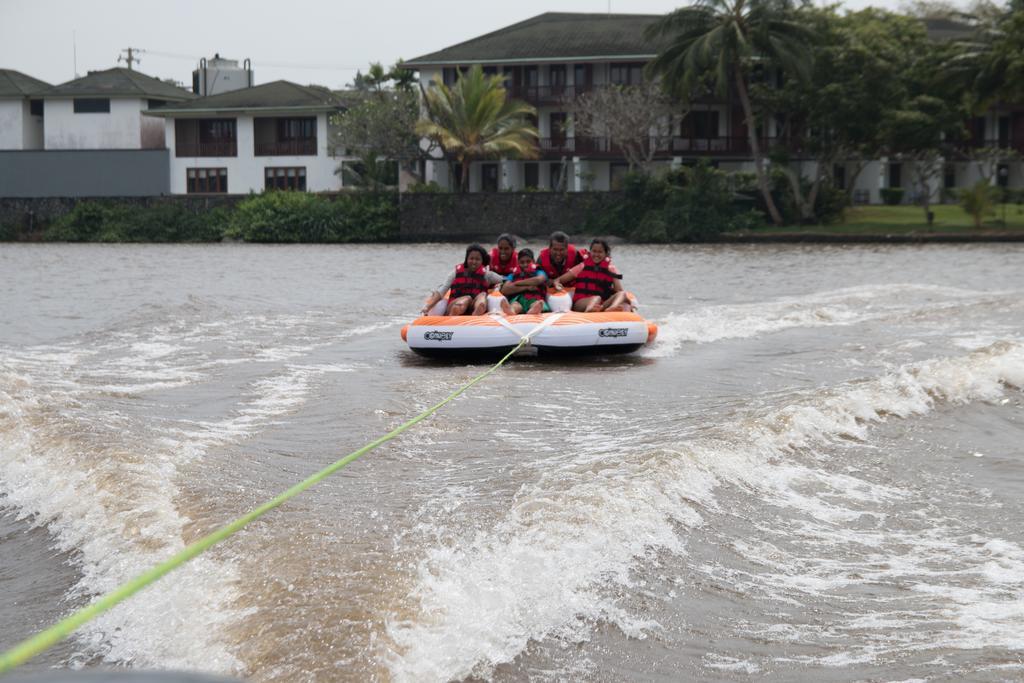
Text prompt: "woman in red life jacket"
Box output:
[[500, 248, 550, 314], [536, 231, 587, 281], [553, 238, 631, 313], [420, 244, 508, 316], [489, 233, 518, 277]]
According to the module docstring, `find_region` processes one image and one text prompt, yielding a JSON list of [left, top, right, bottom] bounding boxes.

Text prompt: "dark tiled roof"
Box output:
[[44, 67, 194, 100], [403, 12, 663, 66], [923, 17, 975, 42], [0, 69, 52, 98], [146, 80, 345, 114]]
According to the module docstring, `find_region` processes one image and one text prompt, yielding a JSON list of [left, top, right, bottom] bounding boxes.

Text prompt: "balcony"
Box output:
[[959, 137, 1024, 153], [174, 141, 237, 157], [536, 136, 769, 159], [254, 138, 317, 156], [507, 84, 597, 105]]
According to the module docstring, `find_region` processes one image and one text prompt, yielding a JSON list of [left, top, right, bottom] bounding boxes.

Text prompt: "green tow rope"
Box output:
[[0, 338, 528, 675]]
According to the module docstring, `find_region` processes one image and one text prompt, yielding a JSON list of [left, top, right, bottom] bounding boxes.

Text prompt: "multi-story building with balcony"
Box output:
[[403, 12, 1023, 201], [145, 80, 351, 194]]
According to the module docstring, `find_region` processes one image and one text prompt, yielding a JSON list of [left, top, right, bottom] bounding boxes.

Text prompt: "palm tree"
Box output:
[[645, 0, 815, 225], [417, 64, 538, 192]]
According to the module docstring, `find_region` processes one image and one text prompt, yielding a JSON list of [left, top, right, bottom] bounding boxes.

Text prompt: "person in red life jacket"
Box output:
[[489, 233, 518, 277], [553, 238, 631, 313], [420, 244, 507, 316], [500, 248, 550, 314], [537, 231, 587, 282]]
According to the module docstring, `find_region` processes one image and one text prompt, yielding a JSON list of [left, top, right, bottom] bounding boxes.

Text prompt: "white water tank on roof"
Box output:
[[192, 53, 253, 96]]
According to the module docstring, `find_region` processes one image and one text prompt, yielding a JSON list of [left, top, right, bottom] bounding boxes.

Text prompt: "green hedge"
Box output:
[[880, 187, 905, 205], [44, 201, 228, 242], [37, 192, 399, 243], [225, 191, 398, 242], [584, 162, 764, 241]]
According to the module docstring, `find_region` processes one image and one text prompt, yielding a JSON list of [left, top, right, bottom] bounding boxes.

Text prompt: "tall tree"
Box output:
[[568, 83, 683, 172], [645, 0, 816, 225], [417, 64, 539, 192], [763, 8, 929, 219], [332, 61, 435, 186]]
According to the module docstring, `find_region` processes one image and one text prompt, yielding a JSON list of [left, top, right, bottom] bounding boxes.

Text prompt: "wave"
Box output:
[[385, 341, 1024, 681], [646, 283, 1017, 356], [0, 309, 372, 672]]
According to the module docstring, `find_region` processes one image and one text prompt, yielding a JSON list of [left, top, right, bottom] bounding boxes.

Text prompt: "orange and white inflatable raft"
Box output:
[[401, 291, 658, 358]]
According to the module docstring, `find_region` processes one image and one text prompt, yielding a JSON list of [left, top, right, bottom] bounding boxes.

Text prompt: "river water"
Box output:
[[1, 242, 1023, 682]]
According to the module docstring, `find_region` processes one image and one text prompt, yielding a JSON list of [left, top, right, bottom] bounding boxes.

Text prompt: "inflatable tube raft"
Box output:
[[401, 291, 658, 358]]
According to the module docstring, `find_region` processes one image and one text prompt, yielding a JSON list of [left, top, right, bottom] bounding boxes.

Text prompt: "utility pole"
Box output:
[[118, 47, 143, 70]]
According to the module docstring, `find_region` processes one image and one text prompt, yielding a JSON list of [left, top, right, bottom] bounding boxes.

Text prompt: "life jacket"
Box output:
[[572, 256, 622, 302], [489, 247, 518, 276], [510, 266, 546, 302], [448, 264, 488, 300], [538, 245, 586, 280]]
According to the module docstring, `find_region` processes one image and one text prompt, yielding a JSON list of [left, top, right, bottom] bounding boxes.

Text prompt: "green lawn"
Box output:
[[742, 203, 1024, 235]]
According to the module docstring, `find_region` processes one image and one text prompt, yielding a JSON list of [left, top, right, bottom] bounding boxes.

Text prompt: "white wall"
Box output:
[[166, 112, 344, 194], [44, 98, 146, 149], [23, 101, 43, 149], [0, 101, 24, 149]]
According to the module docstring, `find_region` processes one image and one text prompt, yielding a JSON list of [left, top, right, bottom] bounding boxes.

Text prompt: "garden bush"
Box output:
[[225, 191, 398, 243], [880, 187, 905, 205]]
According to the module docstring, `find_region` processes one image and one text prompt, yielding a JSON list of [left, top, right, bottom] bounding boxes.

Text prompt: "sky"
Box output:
[[1, 0, 971, 91]]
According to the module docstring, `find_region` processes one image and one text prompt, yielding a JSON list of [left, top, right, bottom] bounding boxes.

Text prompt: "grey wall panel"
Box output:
[[0, 149, 169, 197]]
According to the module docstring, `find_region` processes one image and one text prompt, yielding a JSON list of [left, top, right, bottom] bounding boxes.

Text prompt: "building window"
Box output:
[[29, 99, 43, 116], [833, 164, 847, 190], [550, 162, 564, 191], [176, 119, 238, 157], [944, 165, 956, 190], [481, 163, 499, 192], [148, 99, 167, 110], [609, 62, 644, 86], [524, 163, 539, 189], [73, 98, 110, 113], [265, 167, 307, 191], [549, 64, 566, 88], [187, 168, 228, 193], [889, 163, 902, 188], [610, 163, 629, 190]]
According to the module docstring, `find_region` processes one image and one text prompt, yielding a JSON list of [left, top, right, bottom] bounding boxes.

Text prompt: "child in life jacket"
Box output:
[[420, 244, 508, 316], [489, 233, 518, 277], [552, 238, 631, 313], [500, 248, 550, 314]]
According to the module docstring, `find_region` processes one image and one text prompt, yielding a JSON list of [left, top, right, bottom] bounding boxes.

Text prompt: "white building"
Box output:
[[40, 67, 194, 150], [0, 69, 50, 150], [0, 67, 192, 197], [145, 80, 351, 194], [402, 12, 1023, 202]]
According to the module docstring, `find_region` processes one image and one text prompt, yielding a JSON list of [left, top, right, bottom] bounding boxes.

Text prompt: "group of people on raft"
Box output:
[[420, 231, 633, 317]]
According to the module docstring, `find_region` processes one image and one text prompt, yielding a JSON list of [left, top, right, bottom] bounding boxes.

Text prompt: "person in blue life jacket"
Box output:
[[420, 244, 509, 316], [500, 248, 550, 314], [553, 238, 632, 313]]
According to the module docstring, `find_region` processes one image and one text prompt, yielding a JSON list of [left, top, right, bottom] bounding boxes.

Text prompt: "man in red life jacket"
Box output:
[[420, 244, 507, 316], [500, 248, 550, 314], [537, 231, 587, 282], [553, 238, 631, 313]]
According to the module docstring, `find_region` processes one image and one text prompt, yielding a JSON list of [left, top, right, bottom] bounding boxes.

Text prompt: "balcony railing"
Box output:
[[254, 139, 317, 156], [960, 137, 1024, 153], [536, 135, 776, 158], [507, 84, 599, 104], [175, 141, 237, 157]]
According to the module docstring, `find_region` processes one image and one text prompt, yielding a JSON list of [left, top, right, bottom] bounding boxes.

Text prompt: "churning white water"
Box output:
[[1, 243, 1022, 681]]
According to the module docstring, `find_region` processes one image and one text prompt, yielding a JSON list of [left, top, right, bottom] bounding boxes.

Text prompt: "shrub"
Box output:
[[958, 180, 998, 229], [225, 191, 398, 242], [44, 201, 226, 242], [583, 162, 762, 241], [880, 187, 905, 205]]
